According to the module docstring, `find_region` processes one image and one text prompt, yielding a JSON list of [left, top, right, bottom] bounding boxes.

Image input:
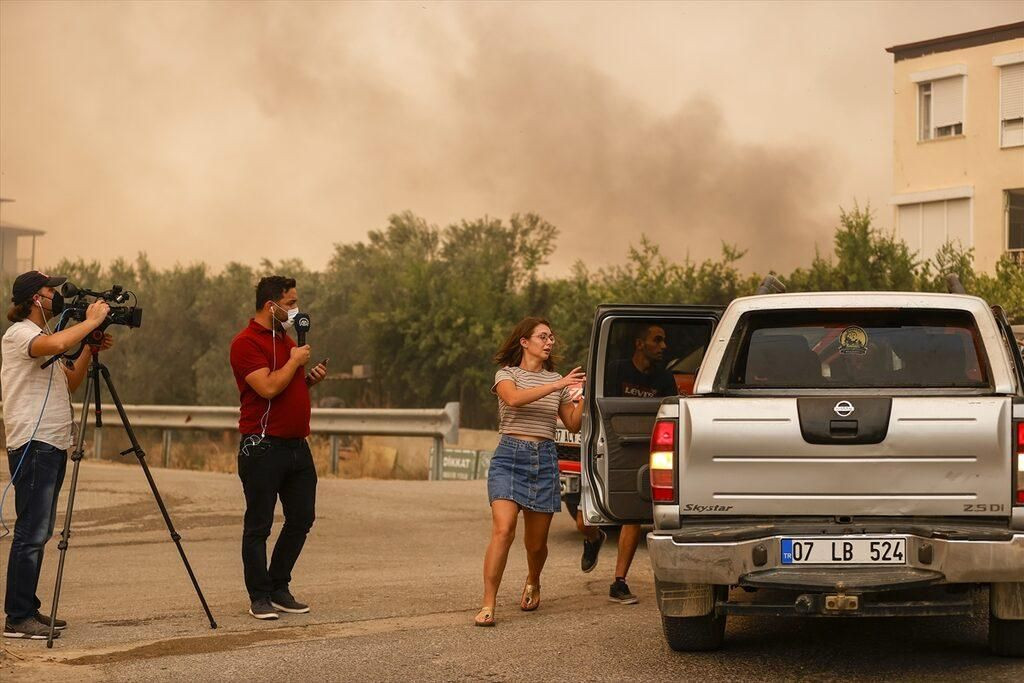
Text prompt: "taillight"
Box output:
[[1015, 422, 1023, 506], [650, 420, 676, 503]]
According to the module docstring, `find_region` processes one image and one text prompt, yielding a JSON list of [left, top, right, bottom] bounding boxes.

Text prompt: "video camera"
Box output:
[[61, 282, 143, 329], [39, 283, 142, 370]]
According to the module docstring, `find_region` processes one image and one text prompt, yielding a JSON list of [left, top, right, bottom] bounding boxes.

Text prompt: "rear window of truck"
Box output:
[[719, 309, 990, 390]]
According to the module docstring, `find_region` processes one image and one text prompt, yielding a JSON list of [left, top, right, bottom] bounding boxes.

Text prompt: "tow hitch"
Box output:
[[823, 583, 860, 611], [792, 593, 859, 614], [824, 593, 860, 612]]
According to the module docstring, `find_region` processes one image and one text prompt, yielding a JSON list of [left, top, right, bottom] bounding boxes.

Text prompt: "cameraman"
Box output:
[[2, 271, 112, 640], [229, 276, 327, 620]]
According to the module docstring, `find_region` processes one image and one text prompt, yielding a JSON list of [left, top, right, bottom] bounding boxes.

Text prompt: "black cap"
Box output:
[[11, 271, 67, 305]]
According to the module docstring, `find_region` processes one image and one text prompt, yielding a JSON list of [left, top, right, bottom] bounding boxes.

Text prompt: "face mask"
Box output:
[[271, 301, 299, 330], [38, 291, 64, 316]]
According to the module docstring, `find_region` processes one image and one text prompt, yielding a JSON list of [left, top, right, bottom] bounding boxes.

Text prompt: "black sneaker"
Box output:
[[609, 578, 639, 604], [581, 528, 607, 573], [35, 612, 67, 630], [271, 589, 310, 614], [249, 597, 279, 620], [4, 617, 58, 639]]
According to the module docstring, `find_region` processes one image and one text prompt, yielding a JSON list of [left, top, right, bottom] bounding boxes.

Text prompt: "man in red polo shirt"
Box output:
[[229, 275, 327, 620]]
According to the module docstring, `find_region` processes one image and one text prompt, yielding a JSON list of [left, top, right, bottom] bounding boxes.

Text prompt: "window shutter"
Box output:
[[897, 204, 921, 252], [945, 198, 971, 249], [920, 201, 947, 261], [1000, 63, 1024, 121], [932, 76, 964, 128]]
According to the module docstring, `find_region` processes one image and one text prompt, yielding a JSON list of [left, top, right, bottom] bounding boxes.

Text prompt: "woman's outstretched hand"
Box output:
[[557, 366, 586, 390]]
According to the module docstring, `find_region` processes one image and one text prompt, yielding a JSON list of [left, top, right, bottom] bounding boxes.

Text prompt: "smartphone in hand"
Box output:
[[306, 358, 329, 384]]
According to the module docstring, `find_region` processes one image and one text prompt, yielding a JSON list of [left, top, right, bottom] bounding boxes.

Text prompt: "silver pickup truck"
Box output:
[[579, 292, 1024, 657]]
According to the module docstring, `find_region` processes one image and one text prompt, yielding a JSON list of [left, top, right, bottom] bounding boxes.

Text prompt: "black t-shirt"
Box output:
[[607, 358, 677, 398]]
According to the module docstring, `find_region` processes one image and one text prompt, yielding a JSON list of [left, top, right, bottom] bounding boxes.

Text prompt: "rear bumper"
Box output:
[[558, 458, 580, 503], [648, 528, 1024, 586]]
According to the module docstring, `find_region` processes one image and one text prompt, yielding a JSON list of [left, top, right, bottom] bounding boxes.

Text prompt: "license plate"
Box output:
[[780, 537, 907, 565], [560, 474, 580, 494], [554, 428, 581, 446]]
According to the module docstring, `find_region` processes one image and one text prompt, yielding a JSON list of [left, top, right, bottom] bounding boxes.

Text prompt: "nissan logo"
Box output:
[[833, 400, 855, 418]]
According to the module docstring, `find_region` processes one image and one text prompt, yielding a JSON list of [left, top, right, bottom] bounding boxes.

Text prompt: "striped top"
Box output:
[[492, 366, 571, 440]]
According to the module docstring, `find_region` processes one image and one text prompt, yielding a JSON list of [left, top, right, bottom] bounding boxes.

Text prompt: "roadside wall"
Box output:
[[362, 428, 500, 479]]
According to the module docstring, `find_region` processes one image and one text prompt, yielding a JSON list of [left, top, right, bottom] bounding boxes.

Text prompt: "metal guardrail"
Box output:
[[0, 402, 460, 479]]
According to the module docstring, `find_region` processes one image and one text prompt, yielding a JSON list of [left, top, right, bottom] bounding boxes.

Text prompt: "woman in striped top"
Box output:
[[475, 317, 585, 627]]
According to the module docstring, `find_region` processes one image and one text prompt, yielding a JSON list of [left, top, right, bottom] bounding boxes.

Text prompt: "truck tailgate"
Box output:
[[677, 397, 1013, 517]]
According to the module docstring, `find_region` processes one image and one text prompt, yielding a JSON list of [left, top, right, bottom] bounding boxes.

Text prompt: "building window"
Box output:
[[918, 76, 964, 141], [897, 197, 971, 261], [1000, 64, 1024, 148], [919, 83, 931, 140], [1008, 190, 1024, 252]]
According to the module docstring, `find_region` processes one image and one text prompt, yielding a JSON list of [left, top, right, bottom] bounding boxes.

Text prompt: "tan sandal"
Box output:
[[520, 583, 540, 611], [474, 606, 495, 627]]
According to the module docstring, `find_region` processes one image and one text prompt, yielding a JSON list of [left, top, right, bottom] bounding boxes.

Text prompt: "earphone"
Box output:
[[241, 306, 278, 457], [35, 295, 54, 335]]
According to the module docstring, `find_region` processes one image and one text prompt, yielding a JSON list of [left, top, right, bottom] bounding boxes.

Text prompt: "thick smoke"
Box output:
[[438, 33, 836, 272], [1, 2, 838, 272]]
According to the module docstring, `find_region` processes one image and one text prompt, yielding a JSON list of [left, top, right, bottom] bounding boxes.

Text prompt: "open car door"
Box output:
[[580, 304, 722, 525]]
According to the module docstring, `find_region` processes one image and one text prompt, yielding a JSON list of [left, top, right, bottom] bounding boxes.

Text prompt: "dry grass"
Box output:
[[2, 422, 429, 479], [74, 429, 379, 478]]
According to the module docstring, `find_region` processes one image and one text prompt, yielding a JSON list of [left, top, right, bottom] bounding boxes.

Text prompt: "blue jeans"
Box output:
[[5, 441, 68, 621]]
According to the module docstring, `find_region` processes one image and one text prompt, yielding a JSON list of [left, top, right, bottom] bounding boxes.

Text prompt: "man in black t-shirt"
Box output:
[[577, 323, 677, 605], [605, 323, 676, 398]]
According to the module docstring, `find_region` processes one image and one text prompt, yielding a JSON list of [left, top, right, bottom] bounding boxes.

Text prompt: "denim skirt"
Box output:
[[487, 435, 560, 514]]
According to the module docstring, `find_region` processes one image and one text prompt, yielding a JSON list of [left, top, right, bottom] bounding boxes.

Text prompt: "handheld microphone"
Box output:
[[295, 313, 311, 346]]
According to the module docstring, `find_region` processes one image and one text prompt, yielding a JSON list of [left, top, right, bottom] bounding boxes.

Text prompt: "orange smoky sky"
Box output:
[[1, 1, 1022, 275]]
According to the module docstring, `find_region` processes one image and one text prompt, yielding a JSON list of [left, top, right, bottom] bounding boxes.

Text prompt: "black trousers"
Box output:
[[237, 437, 317, 600]]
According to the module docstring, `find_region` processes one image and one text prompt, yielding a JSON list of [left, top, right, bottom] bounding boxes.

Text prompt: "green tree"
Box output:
[[320, 211, 558, 426], [4, 203, 1020, 436], [193, 262, 257, 405], [783, 204, 917, 292]]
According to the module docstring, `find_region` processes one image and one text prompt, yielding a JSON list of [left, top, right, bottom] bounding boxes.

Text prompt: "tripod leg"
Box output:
[[98, 364, 218, 629], [47, 371, 94, 648]]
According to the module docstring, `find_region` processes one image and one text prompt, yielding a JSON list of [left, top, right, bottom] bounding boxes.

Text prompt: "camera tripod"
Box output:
[[46, 339, 217, 647]]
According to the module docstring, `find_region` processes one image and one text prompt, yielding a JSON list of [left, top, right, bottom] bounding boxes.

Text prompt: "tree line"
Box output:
[[2, 206, 1021, 429]]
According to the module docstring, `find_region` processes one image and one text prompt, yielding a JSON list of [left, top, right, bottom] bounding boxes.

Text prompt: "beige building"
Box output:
[[0, 199, 45, 278], [887, 22, 1024, 272]]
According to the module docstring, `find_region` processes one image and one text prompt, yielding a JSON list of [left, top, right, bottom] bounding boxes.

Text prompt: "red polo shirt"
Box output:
[[229, 319, 311, 438]]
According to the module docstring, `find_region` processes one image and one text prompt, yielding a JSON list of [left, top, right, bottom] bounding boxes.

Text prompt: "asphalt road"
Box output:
[[1, 462, 1020, 681]]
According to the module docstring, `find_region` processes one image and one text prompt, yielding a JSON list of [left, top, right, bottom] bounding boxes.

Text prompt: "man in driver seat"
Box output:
[[575, 323, 676, 604]]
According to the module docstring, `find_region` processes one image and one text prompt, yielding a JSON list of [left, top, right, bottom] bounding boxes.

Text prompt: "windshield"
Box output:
[[718, 308, 990, 390]]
